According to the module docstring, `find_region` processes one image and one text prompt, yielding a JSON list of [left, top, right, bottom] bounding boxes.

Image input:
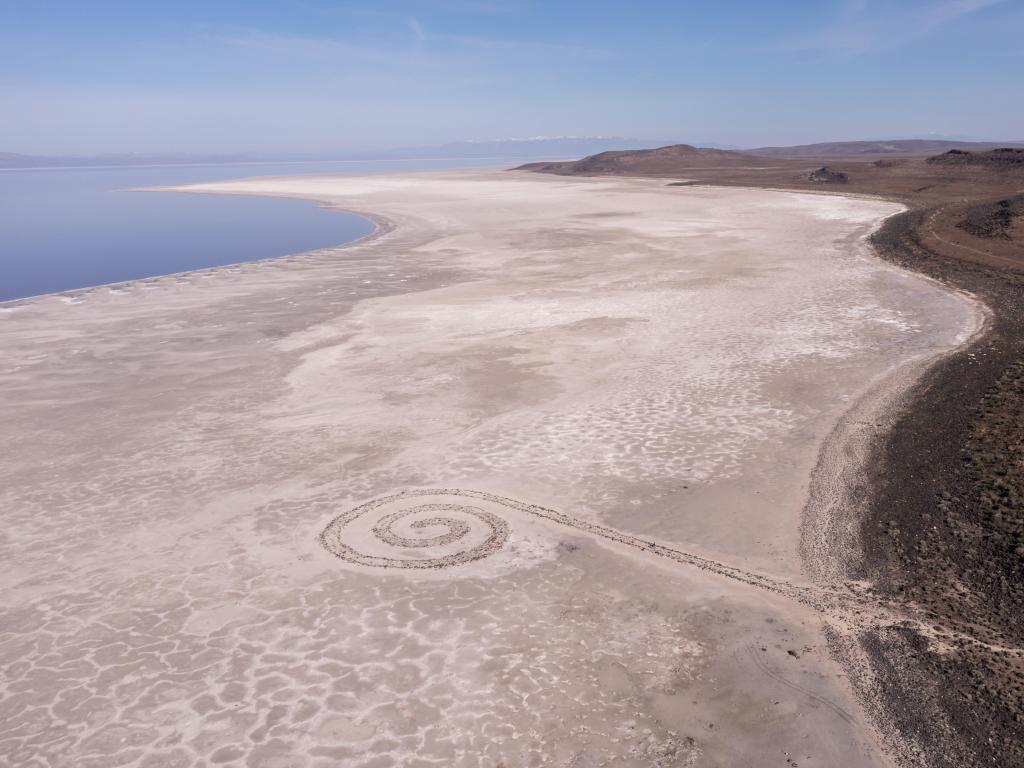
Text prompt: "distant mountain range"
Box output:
[[0, 151, 273, 169], [0, 137, 683, 170], [5, 138, 1022, 170], [372, 137, 680, 160], [745, 139, 1024, 157]]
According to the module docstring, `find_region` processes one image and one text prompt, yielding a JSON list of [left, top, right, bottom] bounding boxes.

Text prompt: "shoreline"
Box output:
[[521, 153, 1024, 766], [799, 216, 994, 766], [770, 196, 1017, 767], [793, 204, 992, 767], [852, 205, 1024, 766], [677, 181, 1010, 765], [800, 270, 988, 582], [0, 196, 388, 309], [697, 190, 1022, 767]]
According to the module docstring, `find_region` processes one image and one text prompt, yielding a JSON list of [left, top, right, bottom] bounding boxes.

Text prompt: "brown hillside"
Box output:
[[517, 144, 769, 175], [957, 194, 1024, 239]]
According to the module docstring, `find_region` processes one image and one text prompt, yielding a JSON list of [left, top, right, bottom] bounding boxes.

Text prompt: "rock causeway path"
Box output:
[[320, 487, 1023, 659]]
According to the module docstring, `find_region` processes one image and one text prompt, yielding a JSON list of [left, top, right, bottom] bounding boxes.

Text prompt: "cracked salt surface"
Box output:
[[0, 171, 979, 767]]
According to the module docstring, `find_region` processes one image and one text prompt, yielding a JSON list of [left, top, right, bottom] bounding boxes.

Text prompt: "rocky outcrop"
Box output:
[[808, 166, 849, 183]]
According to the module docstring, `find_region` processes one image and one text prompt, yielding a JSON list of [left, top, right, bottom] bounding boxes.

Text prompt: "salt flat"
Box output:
[[0, 170, 979, 767]]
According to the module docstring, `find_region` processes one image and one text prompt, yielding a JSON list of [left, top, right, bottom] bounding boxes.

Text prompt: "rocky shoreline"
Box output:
[[523, 145, 1024, 766], [855, 206, 1024, 767]]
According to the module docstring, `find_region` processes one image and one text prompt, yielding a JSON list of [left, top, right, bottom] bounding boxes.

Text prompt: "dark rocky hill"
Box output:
[[808, 166, 849, 183], [927, 148, 1024, 168]]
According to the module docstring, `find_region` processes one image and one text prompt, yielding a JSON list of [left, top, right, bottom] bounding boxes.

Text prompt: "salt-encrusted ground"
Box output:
[[0, 170, 979, 767]]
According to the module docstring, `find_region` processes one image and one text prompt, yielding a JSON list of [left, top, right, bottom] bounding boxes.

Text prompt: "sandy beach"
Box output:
[[0, 170, 981, 767]]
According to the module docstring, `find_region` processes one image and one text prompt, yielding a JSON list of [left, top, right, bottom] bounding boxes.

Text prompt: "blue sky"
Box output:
[[1, 0, 1021, 154]]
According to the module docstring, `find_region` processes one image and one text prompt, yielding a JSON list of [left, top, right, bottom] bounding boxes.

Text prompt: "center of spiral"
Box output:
[[373, 505, 473, 548]]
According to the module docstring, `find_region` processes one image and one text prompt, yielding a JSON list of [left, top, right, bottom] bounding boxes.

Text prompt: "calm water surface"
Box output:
[[0, 158, 511, 302]]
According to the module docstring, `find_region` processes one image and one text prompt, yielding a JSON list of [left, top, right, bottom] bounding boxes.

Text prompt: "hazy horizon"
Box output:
[[5, 133, 1024, 162], [2, 1, 1022, 155]]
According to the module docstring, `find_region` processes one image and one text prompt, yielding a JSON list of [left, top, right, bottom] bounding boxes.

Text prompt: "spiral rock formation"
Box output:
[[319, 491, 510, 569]]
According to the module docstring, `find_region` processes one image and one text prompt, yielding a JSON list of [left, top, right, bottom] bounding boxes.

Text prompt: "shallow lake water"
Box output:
[[0, 157, 515, 301]]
